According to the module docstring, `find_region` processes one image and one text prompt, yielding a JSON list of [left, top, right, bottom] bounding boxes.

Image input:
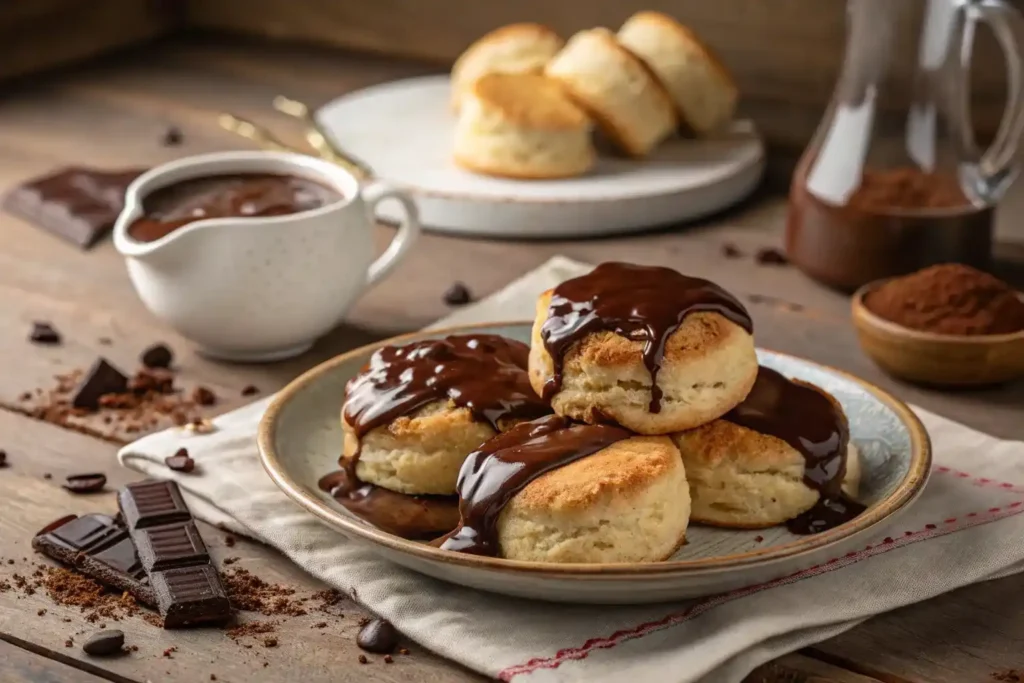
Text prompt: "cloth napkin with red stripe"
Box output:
[[120, 256, 1024, 682]]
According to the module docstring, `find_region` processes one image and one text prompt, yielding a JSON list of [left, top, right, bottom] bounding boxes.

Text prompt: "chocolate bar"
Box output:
[[2, 167, 145, 249], [118, 480, 231, 628], [32, 514, 156, 606]]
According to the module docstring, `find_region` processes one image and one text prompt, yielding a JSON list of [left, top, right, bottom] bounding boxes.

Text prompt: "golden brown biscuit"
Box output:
[[497, 435, 690, 563], [529, 289, 759, 435]]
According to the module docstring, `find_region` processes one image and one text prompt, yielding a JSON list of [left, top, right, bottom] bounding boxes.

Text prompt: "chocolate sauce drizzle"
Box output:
[[540, 262, 753, 413], [439, 415, 632, 556], [724, 366, 866, 534]]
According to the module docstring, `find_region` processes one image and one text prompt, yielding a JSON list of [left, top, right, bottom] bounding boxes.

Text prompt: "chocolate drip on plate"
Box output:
[[723, 366, 866, 534], [540, 262, 752, 413], [439, 415, 631, 556]]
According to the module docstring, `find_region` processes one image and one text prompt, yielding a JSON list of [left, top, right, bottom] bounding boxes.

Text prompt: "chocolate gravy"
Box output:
[[439, 415, 631, 556], [724, 366, 865, 534], [128, 173, 341, 242], [540, 262, 752, 413]]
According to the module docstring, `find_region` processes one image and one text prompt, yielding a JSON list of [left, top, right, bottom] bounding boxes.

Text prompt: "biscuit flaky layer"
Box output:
[[673, 419, 861, 529], [342, 400, 496, 495], [529, 289, 759, 435], [497, 435, 691, 563]]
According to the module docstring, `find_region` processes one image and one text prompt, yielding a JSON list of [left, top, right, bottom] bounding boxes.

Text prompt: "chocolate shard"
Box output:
[[32, 514, 155, 607], [118, 479, 231, 628], [72, 358, 129, 410], [2, 167, 146, 249], [118, 480, 191, 530]]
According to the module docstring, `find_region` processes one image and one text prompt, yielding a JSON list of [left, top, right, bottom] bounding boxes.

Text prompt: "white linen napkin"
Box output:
[[119, 256, 1024, 683]]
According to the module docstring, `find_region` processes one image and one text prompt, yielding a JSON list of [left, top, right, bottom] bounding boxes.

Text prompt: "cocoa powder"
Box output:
[[864, 264, 1024, 335], [848, 167, 971, 212]]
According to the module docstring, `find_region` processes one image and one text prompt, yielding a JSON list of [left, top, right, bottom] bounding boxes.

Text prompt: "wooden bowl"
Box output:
[[851, 281, 1024, 386]]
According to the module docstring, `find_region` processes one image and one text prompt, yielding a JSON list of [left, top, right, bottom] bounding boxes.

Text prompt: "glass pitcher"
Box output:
[[786, 0, 1024, 291]]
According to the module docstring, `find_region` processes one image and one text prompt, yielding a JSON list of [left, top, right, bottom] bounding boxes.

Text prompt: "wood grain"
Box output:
[[0, 639, 108, 683], [746, 653, 886, 683]]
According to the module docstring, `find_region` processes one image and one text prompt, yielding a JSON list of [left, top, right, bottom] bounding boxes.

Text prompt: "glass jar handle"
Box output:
[[960, 0, 1024, 202]]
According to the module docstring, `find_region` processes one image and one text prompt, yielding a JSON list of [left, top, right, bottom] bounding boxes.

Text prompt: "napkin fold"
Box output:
[[120, 256, 1024, 683]]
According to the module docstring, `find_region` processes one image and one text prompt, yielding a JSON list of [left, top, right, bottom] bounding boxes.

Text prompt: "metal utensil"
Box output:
[[272, 95, 374, 180], [217, 113, 304, 155]]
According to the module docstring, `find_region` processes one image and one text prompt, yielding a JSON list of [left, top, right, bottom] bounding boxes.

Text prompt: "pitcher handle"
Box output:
[[959, 0, 1024, 201], [362, 181, 421, 287]]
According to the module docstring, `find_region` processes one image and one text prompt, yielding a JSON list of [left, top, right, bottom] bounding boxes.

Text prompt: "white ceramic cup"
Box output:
[[113, 151, 420, 361]]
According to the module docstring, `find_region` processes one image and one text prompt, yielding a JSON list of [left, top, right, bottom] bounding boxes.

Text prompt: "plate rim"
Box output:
[[257, 321, 932, 579], [316, 74, 766, 205]]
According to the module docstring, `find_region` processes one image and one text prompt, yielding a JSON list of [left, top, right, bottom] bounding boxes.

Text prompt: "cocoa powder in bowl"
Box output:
[[864, 264, 1024, 335]]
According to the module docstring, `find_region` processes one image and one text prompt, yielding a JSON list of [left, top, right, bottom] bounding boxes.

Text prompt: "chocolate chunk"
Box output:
[[118, 480, 190, 529], [165, 448, 195, 473], [32, 514, 155, 606], [241, 385, 259, 397], [357, 618, 399, 654], [29, 321, 61, 345], [72, 358, 129, 410], [0, 450, 6, 467], [118, 479, 231, 627], [442, 282, 472, 306], [2, 167, 146, 249], [83, 629, 125, 656], [161, 127, 183, 147], [141, 343, 174, 369], [191, 386, 216, 406], [63, 473, 107, 494], [721, 243, 742, 259], [755, 247, 789, 266]]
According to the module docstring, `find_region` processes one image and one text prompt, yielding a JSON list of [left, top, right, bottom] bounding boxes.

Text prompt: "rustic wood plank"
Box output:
[[0, 410, 482, 683], [746, 653, 888, 683], [0, 639, 109, 683]]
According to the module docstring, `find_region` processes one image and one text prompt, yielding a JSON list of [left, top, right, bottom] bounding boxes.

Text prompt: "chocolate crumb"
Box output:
[[399, 647, 410, 655], [165, 448, 195, 473], [223, 557, 239, 566], [36, 608, 46, 616], [211, 676, 217, 681], [754, 535, 764, 543], [130, 645, 138, 652], [241, 384, 259, 396], [62, 473, 107, 494], [443, 282, 472, 306], [19, 391, 31, 401], [263, 637, 277, 648], [224, 536, 236, 548], [7, 559, 13, 564], [992, 670, 1024, 682], [721, 243, 742, 259], [192, 386, 216, 406], [384, 655, 394, 664], [163, 646, 177, 658], [755, 247, 789, 266], [0, 451, 6, 467], [314, 621, 327, 629], [29, 321, 62, 345], [358, 655, 368, 664], [65, 639, 73, 648], [162, 126, 184, 147], [140, 343, 173, 369], [43, 473, 52, 480]]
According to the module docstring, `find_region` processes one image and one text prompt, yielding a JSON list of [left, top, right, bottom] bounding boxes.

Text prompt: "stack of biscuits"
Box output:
[[451, 12, 740, 179], [336, 263, 861, 565]]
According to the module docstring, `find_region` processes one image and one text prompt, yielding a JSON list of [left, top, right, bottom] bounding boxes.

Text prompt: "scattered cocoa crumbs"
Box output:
[[222, 567, 306, 616], [992, 670, 1024, 682], [399, 647, 410, 655], [721, 243, 742, 259], [754, 535, 764, 543], [143, 613, 163, 627], [755, 247, 789, 266], [6, 559, 12, 564], [19, 391, 32, 401], [224, 536, 236, 548], [0, 450, 6, 467], [241, 385, 259, 396], [263, 637, 278, 648], [130, 645, 138, 652], [384, 654, 394, 664], [223, 557, 239, 566], [36, 608, 46, 616], [65, 639, 73, 648], [358, 655, 368, 664], [313, 588, 343, 611], [192, 386, 216, 406], [0, 580, 11, 592], [313, 621, 327, 629], [211, 676, 217, 681], [163, 646, 177, 658], [43, 473, 52, 480], [226, 620, 278, 640]]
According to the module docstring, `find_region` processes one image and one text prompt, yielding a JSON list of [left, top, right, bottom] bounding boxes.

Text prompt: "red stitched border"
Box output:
[[498, 466, 1024, 680]]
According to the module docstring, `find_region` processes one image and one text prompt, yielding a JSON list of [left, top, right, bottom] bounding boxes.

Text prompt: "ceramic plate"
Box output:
[[315, 76, 765, 238], [258, 323, 931, 604]]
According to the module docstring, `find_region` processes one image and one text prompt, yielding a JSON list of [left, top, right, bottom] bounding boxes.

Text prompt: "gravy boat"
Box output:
[[113, 151, 420, 361]]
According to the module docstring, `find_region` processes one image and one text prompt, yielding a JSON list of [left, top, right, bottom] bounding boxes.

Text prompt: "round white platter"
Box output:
[[315, 75, 765, 238]]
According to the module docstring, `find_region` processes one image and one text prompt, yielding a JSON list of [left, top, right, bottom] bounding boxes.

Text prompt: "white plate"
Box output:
[[258, 323, 931, 604], [316, 75, 765, 238]]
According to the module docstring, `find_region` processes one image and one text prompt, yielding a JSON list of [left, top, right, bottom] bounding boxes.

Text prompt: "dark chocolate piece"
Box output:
[[62, 473, 107, 494], [191, 386, 216, 406], [2, 167, 145, 249], [161, 127, 183, 147], [443, 282, 472, 306], [32, 514, 155, 606], [140, 343, 173, 369], [118, 480, 231, 627], [72, 358, 129, 410], [357, 618, 399, 654], [0, 450, 6, 467], [118, 480, 191, 529], [165, 448, 195, 473], [29, 321, 62, 345], [83, 629, 125, 656], [755, 247, 789, 266], [241, 385, 259, 396]]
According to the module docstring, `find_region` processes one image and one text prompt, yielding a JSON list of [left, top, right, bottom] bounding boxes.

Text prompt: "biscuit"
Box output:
[[617, 11, 738, 135], [451, 23, 564, 111], [453, 72, 595, 179], [342, 400, 498, 496], [497, 435, 690, 563], [545, 28, 677, 157], [672, 419, 861, 529], [529, 290, 759, 435]]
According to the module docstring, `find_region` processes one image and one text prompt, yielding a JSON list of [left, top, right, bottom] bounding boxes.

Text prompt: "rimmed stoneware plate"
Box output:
[[315, 75, 765, 238], [258, 322, 931, 604]]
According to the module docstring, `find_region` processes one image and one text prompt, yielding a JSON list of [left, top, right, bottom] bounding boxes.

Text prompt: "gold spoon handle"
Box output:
[[272, 95, 375, 180], [218, 113, 304, 154]]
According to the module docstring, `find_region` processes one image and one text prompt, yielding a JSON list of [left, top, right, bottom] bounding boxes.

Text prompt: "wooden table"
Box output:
[[0, 36, 1022, 683]]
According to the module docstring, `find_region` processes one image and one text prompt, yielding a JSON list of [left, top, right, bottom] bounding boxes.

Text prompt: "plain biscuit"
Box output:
[[529, 289, 759, 435], [497, 435, 691, 563], [451, 23, 564, 111], [545, 28, 677, 157], [453, 72, 595, 179], [673, 419, 862, 529], [342, 400, 497, 495], [617, 11, 738, 135]]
